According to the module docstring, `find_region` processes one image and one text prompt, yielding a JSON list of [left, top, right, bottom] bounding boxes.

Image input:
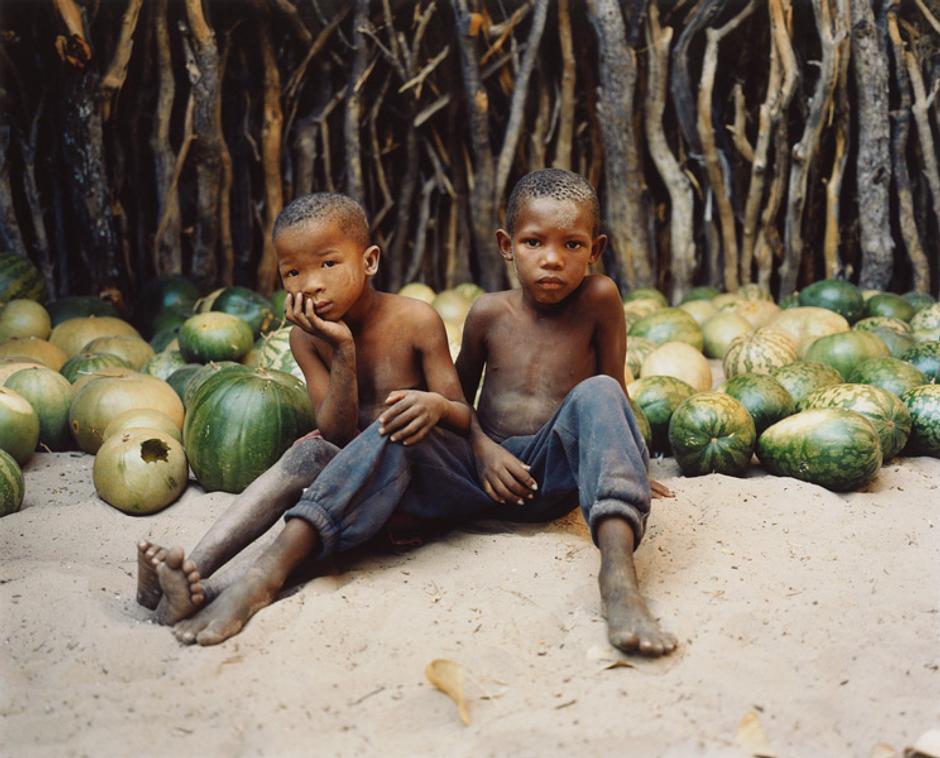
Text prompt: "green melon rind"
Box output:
[[721, 373, 796, 435], [0, 252, 47, 304], [900, 385, 940, 457], [629, 399, 652, 453], [848, 357, 927, 398], [0, 448, 24, 517], [864, 293, 915, 322], [178, 313, 254, 364], [667, 391, 756, 477], [629, 308, 704, 351], [723, 328, 797, 379], [770, 361, 844, 406], [60, 352, 131, 383], [4, 367, 74, 451], [757, 408, 882, 491], [798, 279, 865, 323], [629, 376, 697, 455], [900, 341, 940, 383], [803, 331, 890, 380]]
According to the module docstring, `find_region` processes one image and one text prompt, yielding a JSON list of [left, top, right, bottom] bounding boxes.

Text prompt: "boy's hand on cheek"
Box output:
[[473, 438, 538, 506], [285, 293, 353, 348], [378, 390, 445, 445]]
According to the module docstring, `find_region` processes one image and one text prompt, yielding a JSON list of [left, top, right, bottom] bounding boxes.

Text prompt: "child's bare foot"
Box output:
[[136, 541, 166, 610], [154, 546, 205, 626], [172, 568, 276, 646], [601, 580, 678, 657]]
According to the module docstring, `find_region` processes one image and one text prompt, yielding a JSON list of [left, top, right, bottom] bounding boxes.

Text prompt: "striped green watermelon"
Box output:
[[0, 252, 47, 304], [900, 341, 940, 383], [211, 286, 276, 338], [150, 327, 180, 353], [799, 383, 911, 462], [723, 327, 797, 379], [702, 312, 753, 359], [911, 303, 940, 332], [166, 364, 203, 402], [914, 328, 940, 343], [0, 448, 24, 517], [254, 326, 303, 380], [803, 331, 890, 379], [82, 335, 155, 370], [184, 368, 315, 493], [667, 391, 756, 477], [623, 299, 665, 331], [771, 361, 843, 406], [720, 373, 795, 434], [900, 385, 940, 456], [178, 312, 254, 364], [4, 366, 74, 451], [46, 296, 119, 326], [757, 409, 882, 491], [630, 399, 652, 452], [629, 308, 704, 350], [626, 337, 657, 378], [624, 287, 668, 306], [142, 350, 189, 381], [849, 357, 927, 398], [860, 327, 914, 358], [628, 375, 697, 455], [60, 352, 131, 383], [864, 293, 915, 322], [853, 316, 912, 336], [799, 279, 865, 323], [134, 275, 199, 334], [0, 386, 40, 465], [903, 291, 935, 315], [182, 361, 251, 409]]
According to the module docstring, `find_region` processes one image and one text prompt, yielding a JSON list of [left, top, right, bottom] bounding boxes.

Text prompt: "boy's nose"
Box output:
[[541, 248, 563, 267]]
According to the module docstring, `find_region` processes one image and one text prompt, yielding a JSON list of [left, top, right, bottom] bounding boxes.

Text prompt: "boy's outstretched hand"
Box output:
[[285, 293, 353, 348], [473, 437, 538, 506], [379, 390, 445, 445]]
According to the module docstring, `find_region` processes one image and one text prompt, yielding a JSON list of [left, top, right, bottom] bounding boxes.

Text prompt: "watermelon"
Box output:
[[0, 299, 51, 340], [723, 327, 797, 379], [911, 303, 940, 332], [667, 392, 756, 477], [182, 361, 252, 409], [398, 282, 436, 304], [82, 334, 155, 370], [900, 385, 940, 456], [150, 304, 194, 337], [150, 327, 180, 353], [630, 399, 652, 452], [720, 373, 795, 434], [853, 316, 912, 336], [901, 341, 940, 383], [0, 387, 40, 465], [102, 408, 183, 443], [678, 299, 718, 326], [862, 327, 914, 358], [4, 366, 74, 450], [184, 368, 315, 493], [681, 286, 721, 303], [770, 306, 850, 357], [50, 316, 141, 358], [770, 361, 844, 408], [803, 331, 890, 380], [60, 352, 131, 383], [178, 312, 254, 364], [270, 289, 288, 319], [93, 429, 189, 515], [849, 357, 928, 398], [799, 383, 911, 462], [914, 328, 940, 343], [211, 286, 276, 338], [624, 287, 668, 306], [0, 336, 68, 371], [798, 279, 865, 323], [166, 364, 202, 401], [627, 376, 697, 455], [46, 296, 119, 326], [864, 293, 915, 322], [142, 349, 188, 381], [623, 298, 664, 331], [0, 449, 24, 517], [0, 252, 47, 303], [757, 409, 882, 491], [903, 291, 936, 315], [630, 308, 704, 350], [254, 326, 302, 379], [640, 341, 712, 392], [432, 290, 472, 323], [702, 312, 753, 360], [732, 300, 781, 329], [626, 337, 657, 378], [134, 275, 199, 330], [712, 293, 742, 310]]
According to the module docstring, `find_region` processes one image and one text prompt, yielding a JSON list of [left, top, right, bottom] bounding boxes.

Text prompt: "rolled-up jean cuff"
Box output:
[[588, 499, 647, 550], [284, 500, 340, 560]]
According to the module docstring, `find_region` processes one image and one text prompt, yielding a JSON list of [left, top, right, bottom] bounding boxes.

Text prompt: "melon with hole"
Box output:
[[798, 279, 865, 323], [910, 303, 940, 332], [667, 392, 756, 477], [629, 308, 703, 350], [799, 383, 911, 462], [623, 298, 664, 330], [720, 373, 795, 435], [900, 341, 940, 383], [757, 409, 882, 491], [901, 385, 940, 457], [903, 291, 935, 315], [142, 350, 188, 381], [82, 334, 155, 370], [4, 367, 74, 451], [0, 448, 24, 517], [626, 337, 657, 378], [702, 312, 753, 360], [211, 286, 276, 338], [678, 299, 718, 326], [0, 252, 46, 303], [0, 336, 68, 370], [398, 282, 436, 304], [803, 331, 890, 380], [46, 296, 119, 325], [627, 375, 697, 455], [60, 351, 131, 383], [178, 312, 254, 364], [432, 290, 472, 324], [770, 361, 844, 406], [0, 387, 40, 465], [184, 368, 315, 493], [848, 357, 927, 399], [103, 408, 182, 444], [0, 299, 51, 340], [69, 372, 184, 454], [93, 429, 188, 515], [641, 341, 712, 392], [624, 287, 667, 306], [770, 307, 850, 356], [864, 293, 915, 322], [50, 316, 141, 358], [681, 286, 721, 303], [723, 327, 797, 379]]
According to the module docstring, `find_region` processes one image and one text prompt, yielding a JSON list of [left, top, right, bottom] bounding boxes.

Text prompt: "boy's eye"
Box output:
[[284, 269, 299, 278], [522, 239, 540, 248], [322, 260, 337, 269], [566, 241, 584, 249]]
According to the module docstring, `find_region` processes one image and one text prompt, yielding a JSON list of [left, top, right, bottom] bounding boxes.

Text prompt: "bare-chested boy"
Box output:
[[136, 192, 470, 635]]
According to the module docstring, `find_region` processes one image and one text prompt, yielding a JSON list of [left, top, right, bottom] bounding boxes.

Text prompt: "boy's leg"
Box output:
[[137, 435, 339, 624]]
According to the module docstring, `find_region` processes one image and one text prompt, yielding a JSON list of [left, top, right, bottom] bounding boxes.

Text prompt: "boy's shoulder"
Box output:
[[384, 291, 442, 323], [576, 274, 621, 304]]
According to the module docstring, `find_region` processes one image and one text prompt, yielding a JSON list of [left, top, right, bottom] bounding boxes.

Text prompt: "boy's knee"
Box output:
[[281, 436, 339, 478], [572, 375, 624, 406]]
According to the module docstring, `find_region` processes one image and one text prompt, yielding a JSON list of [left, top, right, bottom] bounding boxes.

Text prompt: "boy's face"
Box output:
[[275, 220, 379, 321], [497, 197, 606, 306]]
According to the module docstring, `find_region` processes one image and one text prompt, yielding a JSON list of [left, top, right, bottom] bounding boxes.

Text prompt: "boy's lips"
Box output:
[[313, 301, 333, 313], [536, 277, 565, 289]]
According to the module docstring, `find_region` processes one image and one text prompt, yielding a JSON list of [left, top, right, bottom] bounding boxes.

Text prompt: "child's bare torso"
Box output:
[[475, 285, 602, 441]]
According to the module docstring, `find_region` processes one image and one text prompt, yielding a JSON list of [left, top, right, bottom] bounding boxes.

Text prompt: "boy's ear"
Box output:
[[496, 229, 513, 261], [589, 234, 608, 264], [363, 244, 380, 275]]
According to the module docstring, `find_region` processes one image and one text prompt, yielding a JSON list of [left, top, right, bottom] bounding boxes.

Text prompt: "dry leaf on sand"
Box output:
[[906, 729, 940, 758], [736, 711, 776, 758], [586, 644, 636, 672], [426, 659, 471, 726]]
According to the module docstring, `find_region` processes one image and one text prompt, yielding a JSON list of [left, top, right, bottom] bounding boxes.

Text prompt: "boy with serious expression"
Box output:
[[137, 193, 470, 640]]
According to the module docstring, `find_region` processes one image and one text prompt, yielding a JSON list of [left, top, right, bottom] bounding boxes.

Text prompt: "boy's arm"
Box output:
[[287, 296, 359, 447], [590, 277, 628, 393], [378, 303, 470, 445]]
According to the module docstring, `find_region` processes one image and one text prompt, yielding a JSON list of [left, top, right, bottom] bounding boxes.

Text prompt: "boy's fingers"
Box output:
[[482, 479, 503, 504], [383, 406, 420, 435], [390, 416, 427, 444], [506, 458, 537, 491], [400, 425, 431, 446], [497, 469, 529, 502], [385, 390, 407, 405]]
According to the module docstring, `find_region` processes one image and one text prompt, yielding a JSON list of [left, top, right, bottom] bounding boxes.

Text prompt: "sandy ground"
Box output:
[[1, 447, 939, 757]]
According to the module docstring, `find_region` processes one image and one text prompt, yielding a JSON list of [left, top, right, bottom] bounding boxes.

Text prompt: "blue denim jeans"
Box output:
[[284, 375, 651, 559]]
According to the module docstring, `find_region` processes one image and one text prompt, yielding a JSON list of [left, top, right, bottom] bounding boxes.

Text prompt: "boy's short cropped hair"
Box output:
[[273, 192, 370, 250], [505, 168, 600, 236]]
